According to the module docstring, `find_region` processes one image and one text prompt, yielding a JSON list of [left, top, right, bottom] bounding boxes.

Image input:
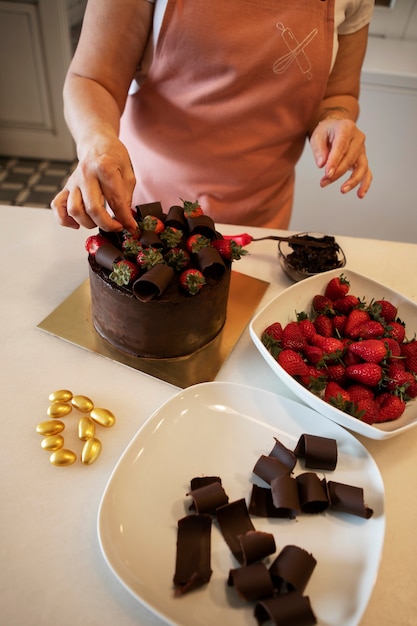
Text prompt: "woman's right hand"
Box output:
[[51, 137, 138, 233]]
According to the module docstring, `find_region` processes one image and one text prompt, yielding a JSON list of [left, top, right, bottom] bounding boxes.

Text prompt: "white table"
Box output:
[[1, 206, 416, 626]]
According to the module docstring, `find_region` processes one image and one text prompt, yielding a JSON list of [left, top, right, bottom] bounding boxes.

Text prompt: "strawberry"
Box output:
[[351, 320, 385, 339], [122, 236, 142, 257], [310, 335, 344, 356], [299, 365, 326, 390], [179, 268, 206, 295], [211, 239, 248, 261], [312, 294, 334, 314], [296, 316, 316, 342], [159, 226, 183, 248], [324, 381, 351, 407], [369, 299, 398, 323], [261, 322, 283, 358], [350, 397, 380, 424], [326, 363, 347, 385], [386, 363, 416, 398], [303, 344, 324, 366], [136, 247, 164, 270], [384, 338, 402, 359], [346, 363, 383, 387], [401, 340, 417, 374], [324, 274, 350, 301], [109, 259, 139, 286], [344, 309, 371, 338], [164, 247, 191, 272], [185, 234, 211, 254], [277, 349, 309, 376], [332, 314, 347, 336], [386, 321, 406, 344], [85, 233, 108, 256], [376, 393, 406, 422], [314, 314, 333, 337], [262, 322, 283, 342], [140, 214, 165, 233], [182, 199, 204, 218], [333, 294, 361, 314], [347, 384, 375, 404], [347, 339, 387, 364], [282, 322, 307, 351]]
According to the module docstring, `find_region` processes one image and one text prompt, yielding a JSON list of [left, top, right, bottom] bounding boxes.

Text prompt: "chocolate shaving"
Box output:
[[139, 230, 164, 249], [196, 247, 226, 280], [190, 476, 222, 490], [132, 264, 174, 301], [294, 434, 338, 471], [269, 545, 317, 594], [94, 243, 124, 270], [135, 201, 164, 219], [187, 215, 216, 239], [238, 530, 276, 566], [270, 475, 301, 519], [165, 205, 187, 231], [228, 562, 274, 601], [187, 481, 229, 515], [269, 437, 297, 472], [249, 484, 292, 518], [173, 514, 213, 596], [296, 473, 329, 514], [253, 455, 291, 485], [254, 592, 317, 626], [327, 481, 374, 519]]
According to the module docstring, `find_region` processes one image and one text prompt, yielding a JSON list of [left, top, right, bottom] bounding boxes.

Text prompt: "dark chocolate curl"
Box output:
[[216, 499, 255, 565], [269, 437, 297, 473], [228, 562, 274, 602], [327, 481, 374, 519], [139, 230, 164, 249], [249, 484, 292, 519], [270, 475, 301, 519], [173, 514, 212, 596], [187, 215, 216, 239], [294, 434, 338, 471], [190, 476, 222, 490], [238, 530, 276, 566], [254, 592, 317, 626], [166, 205, 187, 231], [132, 264, 174, 301], [296, 473, 329, 514], [253, 455, 291, 485], [135, 201, 163, 219], [196, 247, 226, 280], [187, 481, 229, 514], [94, 243, 124, 270], [269, 545, 317, 594]]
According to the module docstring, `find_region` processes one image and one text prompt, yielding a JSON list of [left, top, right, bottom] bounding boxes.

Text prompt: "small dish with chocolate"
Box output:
[[278, 232, 346, 282]]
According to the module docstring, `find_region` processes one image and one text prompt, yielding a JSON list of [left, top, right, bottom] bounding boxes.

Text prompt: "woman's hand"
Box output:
[[309, 117, 373, 199], [51, 137, 138, 233]]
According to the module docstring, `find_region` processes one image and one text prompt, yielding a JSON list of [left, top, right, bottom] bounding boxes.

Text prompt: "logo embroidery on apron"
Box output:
[[274, 23, 318, 81]]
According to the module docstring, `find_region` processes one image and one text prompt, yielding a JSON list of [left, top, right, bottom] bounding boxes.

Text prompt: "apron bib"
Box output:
[[120, 0, 335, 227]]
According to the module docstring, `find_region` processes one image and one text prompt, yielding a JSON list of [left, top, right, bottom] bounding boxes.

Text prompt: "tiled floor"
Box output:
[[0, 156, 76, 208]]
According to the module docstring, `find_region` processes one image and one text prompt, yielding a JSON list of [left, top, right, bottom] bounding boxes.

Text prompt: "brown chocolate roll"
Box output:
[[238, 530, 276, 566], [294, 434, 338, 471], [216, 498, 255, 564], [249, 484, 292, 519], [190, 476, 222, 490], [327, 480, 374, 519], [187, 215, 216, 239], [196, 247, 226, 280], [228, 562, 274, 601], [270, 475, 301, 519], [132, 264, 174, 301], [296, 473, 329, 514], [165, 205, 188, 231], [254, 591, 317, 626], [253, 455, 292, 485], [139, 230, 164, 249], [94, 243, 124, 270], [187, 481, 229, 515], [269, 545, 317, 594], [173, 514, 212, 596], [269, 437, 297, 473], [135, 201, 164, 219]]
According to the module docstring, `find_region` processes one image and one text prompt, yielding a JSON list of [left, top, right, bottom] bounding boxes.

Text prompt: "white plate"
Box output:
[[250, 268, 417, 440], [97, 381, 384, 626]]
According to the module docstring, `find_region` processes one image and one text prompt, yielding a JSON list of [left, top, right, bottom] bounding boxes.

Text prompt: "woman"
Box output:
[[51, 0, 374, 233]]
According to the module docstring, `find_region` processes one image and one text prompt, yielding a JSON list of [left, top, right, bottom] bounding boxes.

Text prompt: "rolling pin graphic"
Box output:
[[273, 23, 318, 80]]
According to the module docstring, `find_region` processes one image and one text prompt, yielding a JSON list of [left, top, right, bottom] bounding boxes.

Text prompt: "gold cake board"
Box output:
[[38, 271, 269, 388]]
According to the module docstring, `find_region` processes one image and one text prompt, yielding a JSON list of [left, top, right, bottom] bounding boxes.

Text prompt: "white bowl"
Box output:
[[249, 269, 417, 440]]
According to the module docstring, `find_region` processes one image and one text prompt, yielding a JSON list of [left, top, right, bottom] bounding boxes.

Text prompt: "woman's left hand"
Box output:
[[309, 117, 373, 198]]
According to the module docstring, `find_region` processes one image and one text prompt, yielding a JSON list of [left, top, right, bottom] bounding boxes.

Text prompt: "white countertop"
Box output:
[[1, 206, 417, 626]]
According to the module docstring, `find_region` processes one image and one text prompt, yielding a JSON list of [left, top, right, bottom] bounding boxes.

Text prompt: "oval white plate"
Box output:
[[97, 381, 384, 626], [250, 268, 417, 440]]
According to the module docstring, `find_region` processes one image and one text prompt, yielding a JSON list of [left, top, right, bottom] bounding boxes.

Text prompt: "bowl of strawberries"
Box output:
[[277, 232, 346, 282], [249, 269, 417, 439]]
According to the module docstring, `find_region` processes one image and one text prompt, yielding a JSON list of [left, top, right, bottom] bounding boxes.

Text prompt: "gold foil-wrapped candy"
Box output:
[[48, 389, 73, 403], [41, 434, 64, 451], [50, 449, 76, 466], [47, 402, 72, 419], [90, 408, 116, 428], [78, 416, 95, 441], [81, 438, 102, 465], [71, 395, 94, 413], [36, 420, 65, 437]]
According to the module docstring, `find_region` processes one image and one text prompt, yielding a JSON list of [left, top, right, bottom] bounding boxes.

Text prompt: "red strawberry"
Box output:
[[344, 309, 371, 338], [324, 274, 350, 301], [164, 247, 191, 272], [85, 233, 108, 256], [347, 384, 375, 404], [109, 259, 139, 286], [122, 235, 142, 257], [346, 363, 383, 387], [136, 247, 164, 270], [401, 340, 417, 374], [263, 322, 283, 342], [386, 321, 406, 344], [159, 226, 183, 248], [371, 299, 398, 322], [351, 397, 380, 424], [324, 381, 351, 407], [384, 338, 402, 359], [296, 317, 316, 342], [299, 365, 326, 390], [347, 339, 388, 364], [312, 294, 334, 314], [376, 393, 406, 422], [211, 239, 248, 261], [282, 322, 307, 351], [310, 335, 344, 356], [386, 363, 416, 396], [333, 294, 361, 314], [182, 199, 204, 218], [303, 344, 324, 366], [185, 234, 211, 254], [277, 349, 309, 376], [326, 363, 347, 385], [351, 320, 385, 340], [261, 322, 283, 358], [140, 214, 165, 233], [332, 314, 347, 335], [179, 268, 206, 295], [314, 314, 333, 337]]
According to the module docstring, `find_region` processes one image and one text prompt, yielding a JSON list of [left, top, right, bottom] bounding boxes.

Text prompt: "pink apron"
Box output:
[[120, 0, 335, 228]]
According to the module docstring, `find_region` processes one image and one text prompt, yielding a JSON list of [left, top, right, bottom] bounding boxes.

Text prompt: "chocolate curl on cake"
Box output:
[[165, 205, 188, 231], [269, 545, 317, 594], [269, 437, 297, 473], [187, 481, 229, 515], [270, 475, 301, 519], [327, 481, 374, 519], [94, 243, 124, 270], [249, 484, 293, 518], [173, 514, 213, 596], [187, 215, 217, 239], [132, 264, 174, 301], [294, 434, 338, 471], [228, 562, 274, 602], [139, 230, 164, 249], [135, 201, 164, 220], [196, 247, 226, 280], [216, 498, 275, 565], [190, 476, 222, 490], [296, 473, 329, 514], [254, 592, 317, 626], [253, 455, 292, 485]]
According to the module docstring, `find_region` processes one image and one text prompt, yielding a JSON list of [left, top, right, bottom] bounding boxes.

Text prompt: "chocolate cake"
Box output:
[[86, 201, 242, 359]]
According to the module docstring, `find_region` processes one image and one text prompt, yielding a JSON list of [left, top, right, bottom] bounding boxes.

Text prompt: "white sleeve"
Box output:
[[336, 0, 375, 35]]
